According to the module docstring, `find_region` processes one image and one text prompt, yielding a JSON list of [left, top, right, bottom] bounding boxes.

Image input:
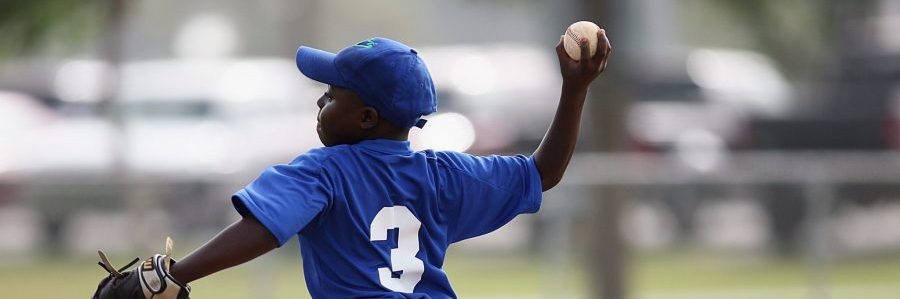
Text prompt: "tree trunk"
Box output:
[[575, 0, 630, 298], [98, 0, 128, 176]]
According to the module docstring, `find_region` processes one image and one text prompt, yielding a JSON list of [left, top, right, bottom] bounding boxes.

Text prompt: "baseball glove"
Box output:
[[92, 237, 191, 299]]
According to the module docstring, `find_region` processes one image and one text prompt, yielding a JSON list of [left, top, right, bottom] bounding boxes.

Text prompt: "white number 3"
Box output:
[[370, 206, 424, 293]]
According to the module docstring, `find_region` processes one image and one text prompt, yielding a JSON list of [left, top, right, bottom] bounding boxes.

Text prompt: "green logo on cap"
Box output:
[[354, 38, 377, 49]]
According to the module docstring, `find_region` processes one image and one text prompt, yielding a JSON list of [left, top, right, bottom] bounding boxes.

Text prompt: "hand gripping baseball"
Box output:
[[92, 237, 191, 299], [555, 27, 612, 88]]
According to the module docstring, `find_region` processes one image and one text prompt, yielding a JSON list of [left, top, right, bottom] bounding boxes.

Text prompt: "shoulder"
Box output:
[[288, 145, 351, 167], [432, 150, 478, 170], [433, 151, 531, 172], [432, 151, 533, 188], [271, 146, 355, 180]]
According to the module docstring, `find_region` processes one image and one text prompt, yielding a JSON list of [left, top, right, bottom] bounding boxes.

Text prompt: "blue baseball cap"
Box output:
[[296, 37, 437, 128]]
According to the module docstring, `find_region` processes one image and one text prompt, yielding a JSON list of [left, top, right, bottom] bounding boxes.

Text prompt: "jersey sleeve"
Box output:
[[438, 153, 543, 243], [232, 151, 333, 246]]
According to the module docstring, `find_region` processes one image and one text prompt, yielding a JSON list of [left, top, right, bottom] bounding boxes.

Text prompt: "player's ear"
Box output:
[[360, 107, 379, 129]]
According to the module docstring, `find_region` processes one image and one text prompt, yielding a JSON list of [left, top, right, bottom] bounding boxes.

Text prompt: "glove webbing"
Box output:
[[97, 250, 139, 279]]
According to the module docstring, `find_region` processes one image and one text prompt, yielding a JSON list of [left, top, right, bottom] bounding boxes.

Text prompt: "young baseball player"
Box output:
[[93, 31, 610, 299]]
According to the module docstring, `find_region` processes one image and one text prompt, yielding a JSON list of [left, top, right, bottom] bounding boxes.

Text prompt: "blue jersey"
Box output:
[[232, 139, 543, 298]]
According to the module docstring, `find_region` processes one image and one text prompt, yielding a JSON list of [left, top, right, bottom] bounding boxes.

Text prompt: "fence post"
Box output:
[[804, 176, 833, 299]]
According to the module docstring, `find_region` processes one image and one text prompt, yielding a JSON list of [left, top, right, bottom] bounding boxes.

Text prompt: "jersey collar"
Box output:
[[356, 139, 414, 155]]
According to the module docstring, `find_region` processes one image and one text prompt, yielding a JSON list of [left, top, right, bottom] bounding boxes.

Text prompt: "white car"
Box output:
[[0, 91, 56, 175], [25, 58, 322, 181], [115, 58, 321, 178]]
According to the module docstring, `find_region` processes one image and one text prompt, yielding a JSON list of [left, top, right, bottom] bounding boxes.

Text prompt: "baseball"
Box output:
[[563, 21, 601, 61]]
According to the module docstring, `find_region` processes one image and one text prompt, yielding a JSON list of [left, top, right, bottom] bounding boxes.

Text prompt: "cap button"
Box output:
[[410, 48, 418, 55]]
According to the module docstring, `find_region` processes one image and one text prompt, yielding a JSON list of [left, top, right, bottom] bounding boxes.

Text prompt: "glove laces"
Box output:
[[96, 250, 139, 279]]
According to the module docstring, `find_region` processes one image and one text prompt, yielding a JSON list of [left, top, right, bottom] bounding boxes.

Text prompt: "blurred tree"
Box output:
[[709, 0, 879, 78], [574, 0, 630, 298], [0, 0, 103, 58], [0, 0, 131, 254]]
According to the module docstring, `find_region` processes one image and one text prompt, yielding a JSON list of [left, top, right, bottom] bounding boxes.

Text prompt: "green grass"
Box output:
[[631, 251, 900, 299], [2, 250, 899, 299]]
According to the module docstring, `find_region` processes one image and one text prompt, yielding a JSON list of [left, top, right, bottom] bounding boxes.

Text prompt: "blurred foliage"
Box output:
[[0, 0, 101, 59], [708, 0, 879, 78]]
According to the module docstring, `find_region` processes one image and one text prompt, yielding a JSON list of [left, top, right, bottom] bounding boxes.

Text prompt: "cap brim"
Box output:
[[296, 46, 349, 87]]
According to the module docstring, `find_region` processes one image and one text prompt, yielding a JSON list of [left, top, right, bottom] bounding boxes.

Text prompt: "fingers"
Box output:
[[592, 29, 610, 60], [578, 36, 590, 64], [556, 35, 581, 71], [595, 29, 608, 58], [556, 35, 567, 57], [557, 26, 611, 77], [593, 28, 612, 72]]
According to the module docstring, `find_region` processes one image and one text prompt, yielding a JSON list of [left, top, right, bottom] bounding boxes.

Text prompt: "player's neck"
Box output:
[[363, 129, 409, 142], [361, 120, 410, 142]]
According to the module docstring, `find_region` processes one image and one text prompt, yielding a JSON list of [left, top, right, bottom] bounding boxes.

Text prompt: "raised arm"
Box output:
[[168, 215, 278, 284], [533, 29, 611, 191]]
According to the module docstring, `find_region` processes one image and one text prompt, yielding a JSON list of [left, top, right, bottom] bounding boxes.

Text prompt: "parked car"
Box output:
[[627, 47, 793, 155], [116, 58, 315, 178], [0, 91, 56, 176]]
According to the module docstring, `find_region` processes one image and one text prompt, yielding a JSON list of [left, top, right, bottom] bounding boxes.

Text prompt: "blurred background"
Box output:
[[1, 0, 900, 298]]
